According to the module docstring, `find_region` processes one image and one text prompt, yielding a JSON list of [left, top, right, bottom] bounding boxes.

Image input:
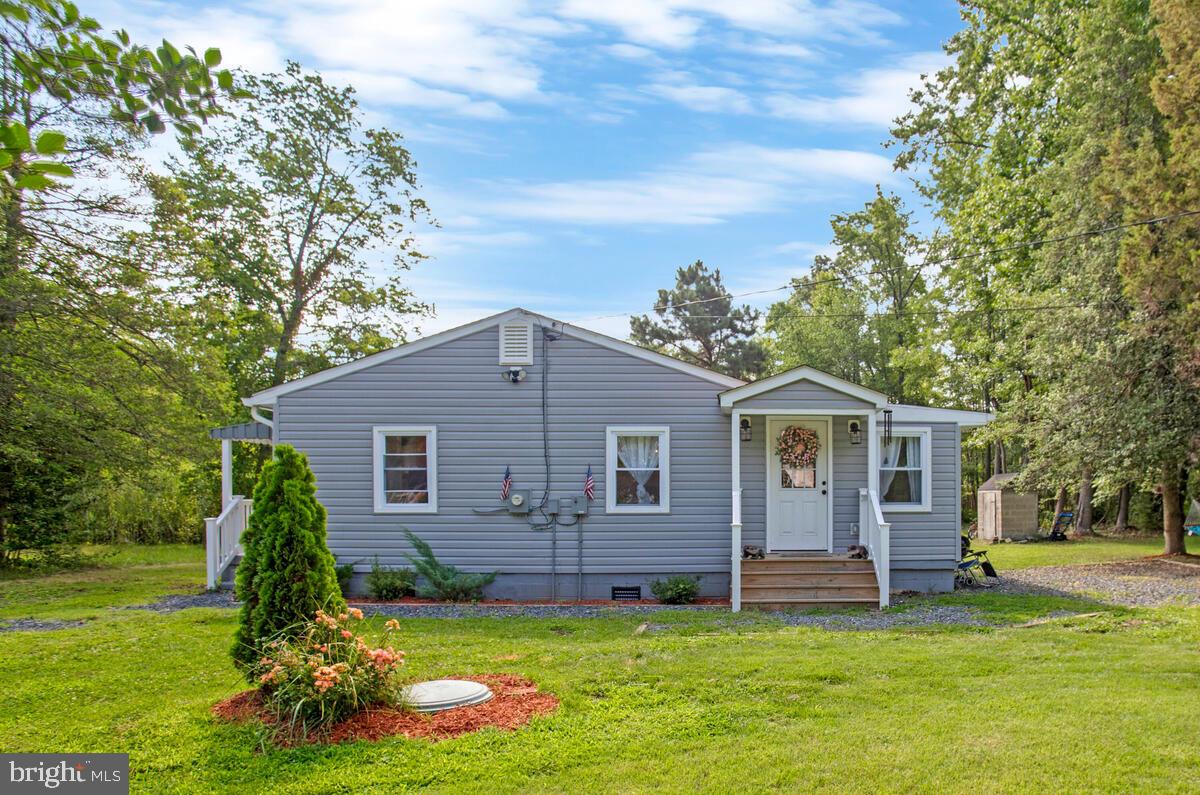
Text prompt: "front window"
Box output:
[[879, 428, 931, 511], [373, 426, 438, 513], [606, 426, 670, 513]]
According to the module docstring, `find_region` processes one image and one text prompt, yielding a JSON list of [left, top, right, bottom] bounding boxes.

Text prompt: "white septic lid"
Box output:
[[402, 679, 494, 713]]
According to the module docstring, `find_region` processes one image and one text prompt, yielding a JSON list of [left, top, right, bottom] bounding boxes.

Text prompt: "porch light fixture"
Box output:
[[739, 418, 752, 442], [847, 419, 862, 445]]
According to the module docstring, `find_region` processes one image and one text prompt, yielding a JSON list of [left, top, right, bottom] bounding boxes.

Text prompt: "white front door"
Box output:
[[767, 418, 831, 551]]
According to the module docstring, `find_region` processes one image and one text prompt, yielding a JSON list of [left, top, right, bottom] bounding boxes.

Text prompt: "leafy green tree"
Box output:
[[768, 190, 939, 404], [630, 260, 766, 380], [1101, 0, 1200, 553], [149, 62, 431, 395], [0, 0, 233, 559], [233, 445, 343, 673]]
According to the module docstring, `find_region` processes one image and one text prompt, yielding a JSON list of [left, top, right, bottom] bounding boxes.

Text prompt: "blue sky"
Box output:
[[98, 0, 961, 338]]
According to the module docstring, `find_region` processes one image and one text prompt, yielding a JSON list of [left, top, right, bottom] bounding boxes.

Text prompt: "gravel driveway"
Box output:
[[993, 558, 1200, 607]]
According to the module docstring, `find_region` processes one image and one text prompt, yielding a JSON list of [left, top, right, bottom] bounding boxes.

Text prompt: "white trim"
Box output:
[[244, 308, 742, 406], [730, 410, 742, 613], [220, 439, 233, 510], [372, 425, 438, 514], [719, 366, 887, 410], [884, 404, 993, 426], [878, 425, 932, 513], [605, 425, 670, 514], [764, 416, 834, 553], [736, 408, 874, 416], [498, 320, 534, 365]]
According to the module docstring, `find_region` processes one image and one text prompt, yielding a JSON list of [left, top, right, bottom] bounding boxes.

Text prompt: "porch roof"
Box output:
[[718, 366, 888, 411], [208, 421, 273, 441]]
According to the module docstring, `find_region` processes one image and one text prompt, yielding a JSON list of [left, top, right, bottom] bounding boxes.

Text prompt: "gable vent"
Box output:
[[499, 321, 534, 365]]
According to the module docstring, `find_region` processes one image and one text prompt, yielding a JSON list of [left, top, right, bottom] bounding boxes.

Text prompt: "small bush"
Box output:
[[366, 558, 416, 600], [404, 529, 496, 602], [651, 575, 701, 604], [335, 562, 356, 595], [254, 608, 406, 736]]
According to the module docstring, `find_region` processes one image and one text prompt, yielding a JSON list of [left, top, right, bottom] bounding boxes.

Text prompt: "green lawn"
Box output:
[[1, 548, 1198, 793], [980, 534, 1183, 570]]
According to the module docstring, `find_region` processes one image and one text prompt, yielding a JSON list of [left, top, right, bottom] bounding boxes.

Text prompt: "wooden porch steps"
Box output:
[[742, 555, 879, 610]]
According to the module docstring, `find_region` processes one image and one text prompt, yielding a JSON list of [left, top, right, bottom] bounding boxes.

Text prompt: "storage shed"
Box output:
[[977, 473, 1039, 542]]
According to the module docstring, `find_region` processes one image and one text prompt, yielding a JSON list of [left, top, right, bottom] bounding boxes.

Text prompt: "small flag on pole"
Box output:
[[501, 465, 512, 500], [584, 464, 595, 501]]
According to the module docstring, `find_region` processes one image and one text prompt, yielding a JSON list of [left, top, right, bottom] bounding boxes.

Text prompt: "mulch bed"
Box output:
[[212, 674, 558, 746]]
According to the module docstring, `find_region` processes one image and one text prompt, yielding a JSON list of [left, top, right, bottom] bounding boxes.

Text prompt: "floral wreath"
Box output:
[[776, 426, 821, 469]]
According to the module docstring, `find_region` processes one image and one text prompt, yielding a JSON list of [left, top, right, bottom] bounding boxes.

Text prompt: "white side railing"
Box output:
[[731, 488, 742, 612], [205, 495, 252, 590], [859, 488, 891, 608]]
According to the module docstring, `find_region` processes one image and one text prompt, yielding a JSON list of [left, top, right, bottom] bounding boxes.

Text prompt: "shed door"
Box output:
[[767, 418, 831, 551]]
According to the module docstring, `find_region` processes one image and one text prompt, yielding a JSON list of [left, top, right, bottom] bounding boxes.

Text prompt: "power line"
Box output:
[[579, 208, 1200, 322]]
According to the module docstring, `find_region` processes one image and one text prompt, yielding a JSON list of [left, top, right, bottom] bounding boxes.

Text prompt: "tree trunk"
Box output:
[[992, 440, 1005, 475], [1075, 468, 1094, 535], [1114, 485, 1130, 533], [1162, 467, 1186, 556], [1052, 486, 1067, 527]]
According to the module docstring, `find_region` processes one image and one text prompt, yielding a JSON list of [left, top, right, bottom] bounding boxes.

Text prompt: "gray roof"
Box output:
[[979, 472, 1021, 491], [208, 421, 272, 441]]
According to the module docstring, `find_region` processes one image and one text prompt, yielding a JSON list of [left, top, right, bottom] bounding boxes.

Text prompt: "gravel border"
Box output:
[[0, 618, 89, 633], [993, 558, 1200, 607]]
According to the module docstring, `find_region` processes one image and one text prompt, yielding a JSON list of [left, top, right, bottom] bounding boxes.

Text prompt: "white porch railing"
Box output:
[[205, 495, 252, 590], [859, 488, 891, 608]]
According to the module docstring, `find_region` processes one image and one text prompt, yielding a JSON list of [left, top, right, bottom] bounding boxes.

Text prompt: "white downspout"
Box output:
[[250, 405, 274, 433]]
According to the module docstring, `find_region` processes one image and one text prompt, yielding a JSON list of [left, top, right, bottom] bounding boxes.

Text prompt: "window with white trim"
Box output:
[[605, 426, 670, 514], [878, 427, 931, 512], [373, 426, 437, 513]]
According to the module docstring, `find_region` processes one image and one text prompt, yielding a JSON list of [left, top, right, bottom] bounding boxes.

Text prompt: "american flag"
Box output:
[[584, 464, 595, 501], [501, 465, 512, 500]]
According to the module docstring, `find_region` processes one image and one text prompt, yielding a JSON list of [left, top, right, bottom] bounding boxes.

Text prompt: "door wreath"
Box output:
[[776, 426, 821, 469]]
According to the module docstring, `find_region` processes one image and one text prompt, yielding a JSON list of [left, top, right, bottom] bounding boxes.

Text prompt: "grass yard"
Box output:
[[1, 546, 1198, 793], [981, 533, 1184, 570]]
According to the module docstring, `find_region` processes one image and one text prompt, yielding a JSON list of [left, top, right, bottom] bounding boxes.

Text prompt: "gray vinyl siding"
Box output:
[[880, 422, 960, 565], [736, 381, 875, 411], [275, 324, 733, 594]]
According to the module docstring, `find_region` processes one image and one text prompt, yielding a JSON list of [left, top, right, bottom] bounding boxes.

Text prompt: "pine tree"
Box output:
[[630, 261, 767, 380], [232, 444, 343, 673]]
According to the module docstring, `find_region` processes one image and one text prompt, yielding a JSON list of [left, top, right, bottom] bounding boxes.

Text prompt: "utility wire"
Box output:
[[577, 208, 1200, 322]]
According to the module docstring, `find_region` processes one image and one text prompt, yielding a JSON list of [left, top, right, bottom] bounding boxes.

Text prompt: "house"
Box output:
[[206, 308, 992, 610]]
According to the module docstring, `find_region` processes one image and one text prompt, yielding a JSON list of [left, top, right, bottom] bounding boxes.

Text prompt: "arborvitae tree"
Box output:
[[232, 444, 343, 673], [630, 261, 767, 380]]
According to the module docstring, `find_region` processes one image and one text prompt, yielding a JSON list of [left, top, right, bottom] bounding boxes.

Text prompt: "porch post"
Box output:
[[865, 412, 878, 545], [221, 438, 233, 510], [730, 410, 742, 612]]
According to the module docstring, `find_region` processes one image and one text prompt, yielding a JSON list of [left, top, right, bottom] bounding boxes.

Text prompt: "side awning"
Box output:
[[208, 422, 273, 443]]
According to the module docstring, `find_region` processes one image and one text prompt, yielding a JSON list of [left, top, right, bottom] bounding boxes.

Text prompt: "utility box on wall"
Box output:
[[977, 473, 1038, 542]]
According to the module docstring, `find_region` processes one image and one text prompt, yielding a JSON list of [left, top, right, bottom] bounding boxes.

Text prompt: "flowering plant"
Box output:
[[775, 426, 821, 469], [253, 608, 406, 733]]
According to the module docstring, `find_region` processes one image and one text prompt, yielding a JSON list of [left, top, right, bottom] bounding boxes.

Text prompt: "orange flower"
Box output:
[[384, 618, 400, 631], [347, 607, 364, 620]]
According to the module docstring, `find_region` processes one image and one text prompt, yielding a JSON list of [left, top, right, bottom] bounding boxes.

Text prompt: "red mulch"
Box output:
[[212, 674, 558, 747], [348, 597, 728, 606]]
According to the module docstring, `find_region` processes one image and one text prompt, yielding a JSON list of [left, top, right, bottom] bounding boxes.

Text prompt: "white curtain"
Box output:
[[878, 439, 902, 494], [618, 435, 659, 504]]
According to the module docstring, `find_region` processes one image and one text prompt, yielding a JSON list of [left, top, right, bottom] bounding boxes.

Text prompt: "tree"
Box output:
[[149, 62, 431, 395], [0, 0, 233, 559], [630, 260, 766, 380], [768, 190, 940, 404], [1102, 0, 1200, 554], [232, 444, 343, 674]]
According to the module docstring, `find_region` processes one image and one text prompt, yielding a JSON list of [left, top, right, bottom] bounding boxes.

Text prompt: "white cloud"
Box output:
[[416, 229, 540, 257], [644, 82, 753, 113], [558, 0, 901, 49], [483, 143, 893, 225], [765, 51, 947, 127]]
